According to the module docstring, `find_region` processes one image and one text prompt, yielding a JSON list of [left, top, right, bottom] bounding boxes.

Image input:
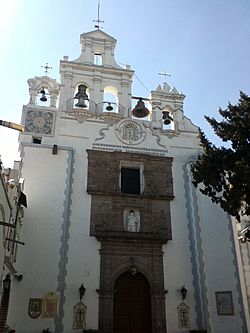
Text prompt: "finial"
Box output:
[[159, 70, 171, 84], [93, 0, 104, 29], [41, 63, 52, 76]]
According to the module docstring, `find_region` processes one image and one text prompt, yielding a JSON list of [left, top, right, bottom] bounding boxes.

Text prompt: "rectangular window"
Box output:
[[94, 53, 102, 66], [121, 168, 140, 194], [32, 137, 42, 144]]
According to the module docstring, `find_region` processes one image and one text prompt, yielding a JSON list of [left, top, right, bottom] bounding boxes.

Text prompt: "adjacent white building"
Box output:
[[0, 161, 25, 332], [5, 28, 249, 333]]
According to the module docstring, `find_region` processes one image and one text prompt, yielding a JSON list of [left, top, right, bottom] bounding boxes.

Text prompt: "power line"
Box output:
[[134, 73, 151, 94]]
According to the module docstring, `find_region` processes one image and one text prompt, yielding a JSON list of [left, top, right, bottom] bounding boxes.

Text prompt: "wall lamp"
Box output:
[[180, 285, 188, 300], [15, 274, 23, 281], [79, 283, 86, 301], [3, 274, 11, 291]]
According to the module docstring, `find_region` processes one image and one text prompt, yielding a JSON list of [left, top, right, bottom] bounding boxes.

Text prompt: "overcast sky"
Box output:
[[0, 0, 250, 167]]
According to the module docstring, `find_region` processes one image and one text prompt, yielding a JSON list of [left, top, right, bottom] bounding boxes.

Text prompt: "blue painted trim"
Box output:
[[54, 147, 74, 333], [183, 162, 210, 331], [227, 216, 248, 333], [247, 246, 250, 309]]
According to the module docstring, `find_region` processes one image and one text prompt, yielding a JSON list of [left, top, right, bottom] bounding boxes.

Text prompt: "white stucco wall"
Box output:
[[8, 116, 247, 333]]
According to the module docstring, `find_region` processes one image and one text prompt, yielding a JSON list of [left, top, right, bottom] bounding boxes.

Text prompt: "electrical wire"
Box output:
[[133, 73, 151, 94]]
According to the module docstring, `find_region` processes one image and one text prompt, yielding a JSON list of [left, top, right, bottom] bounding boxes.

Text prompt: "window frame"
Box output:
[[119, 161, 144, 195]]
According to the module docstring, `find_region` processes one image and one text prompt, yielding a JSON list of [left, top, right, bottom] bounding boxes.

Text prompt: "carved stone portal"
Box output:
[[87, 149, 174, 333]]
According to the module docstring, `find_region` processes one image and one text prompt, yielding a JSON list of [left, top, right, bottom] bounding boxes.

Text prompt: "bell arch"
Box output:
[[103, 85, 119, 113], [73, 83, 90, 109], [162, 104, 174, 130], [27, 76, 60, 107], [35, 86, 50, 107]]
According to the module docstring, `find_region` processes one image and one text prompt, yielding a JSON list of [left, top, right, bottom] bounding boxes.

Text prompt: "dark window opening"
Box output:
[[121, 168, 140, 194], [32, 137, 42, 144]]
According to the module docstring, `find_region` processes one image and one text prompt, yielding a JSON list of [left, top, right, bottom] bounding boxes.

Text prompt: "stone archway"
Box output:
[[97, 240, 167, 333], [113, 271, 152, 333]]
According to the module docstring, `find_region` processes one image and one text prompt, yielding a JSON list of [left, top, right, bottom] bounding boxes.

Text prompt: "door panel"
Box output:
[[113, 272, 152, 333]]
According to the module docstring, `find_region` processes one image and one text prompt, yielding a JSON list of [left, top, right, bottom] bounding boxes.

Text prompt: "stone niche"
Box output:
[[87, 149, 174, 242]]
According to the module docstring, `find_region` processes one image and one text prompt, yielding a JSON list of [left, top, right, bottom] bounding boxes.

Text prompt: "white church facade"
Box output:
[[4, 28, 249, 333]]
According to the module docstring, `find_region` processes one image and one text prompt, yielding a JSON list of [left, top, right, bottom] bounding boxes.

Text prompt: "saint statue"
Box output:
[[127, 210, 139, 232]]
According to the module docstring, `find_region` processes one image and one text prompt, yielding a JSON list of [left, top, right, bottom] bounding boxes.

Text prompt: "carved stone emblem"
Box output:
[[115, 120, 146, 145], [28, 298, 42, 319]]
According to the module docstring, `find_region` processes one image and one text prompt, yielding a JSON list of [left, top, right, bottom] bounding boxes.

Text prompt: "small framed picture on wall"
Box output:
[[215, 291, 234, 315]]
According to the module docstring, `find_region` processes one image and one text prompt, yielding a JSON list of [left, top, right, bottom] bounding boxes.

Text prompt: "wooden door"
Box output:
[[113, 272, 152, 333]]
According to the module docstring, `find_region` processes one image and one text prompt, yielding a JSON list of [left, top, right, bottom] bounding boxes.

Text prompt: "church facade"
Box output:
[[6, 29, 249, 333]]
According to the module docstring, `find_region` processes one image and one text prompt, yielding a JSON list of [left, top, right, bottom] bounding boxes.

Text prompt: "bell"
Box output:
[[74, 84, 88, 108], [162, 111, 173, 125], [75, 97, 87, 108], [131, 98, 150, 118], [106, 103, 113, 111], [40, 88, 47, 102]]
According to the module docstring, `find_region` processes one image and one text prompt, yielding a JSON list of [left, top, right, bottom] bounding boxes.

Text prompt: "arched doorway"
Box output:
[[113, 271, 152, 333]]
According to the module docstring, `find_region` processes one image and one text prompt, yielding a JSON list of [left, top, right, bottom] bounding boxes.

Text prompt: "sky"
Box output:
[[0, 0, 250, 167]]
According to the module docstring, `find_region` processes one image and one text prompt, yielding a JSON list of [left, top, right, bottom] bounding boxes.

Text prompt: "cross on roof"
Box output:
[[41, 63, 52, 75], [93, 0, 104, 29], [159, 70, 171, 84]]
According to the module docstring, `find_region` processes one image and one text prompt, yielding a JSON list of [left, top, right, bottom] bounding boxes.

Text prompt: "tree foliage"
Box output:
[[191, 91, 250, 221]]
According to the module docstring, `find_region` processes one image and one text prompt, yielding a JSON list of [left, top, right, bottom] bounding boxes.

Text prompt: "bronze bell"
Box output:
[[162, 111, 173, 125], [105, 103, 113, 111], [75, 84, 88, 108], [40, 88, 47, 102], [131, 98, 150, 118]]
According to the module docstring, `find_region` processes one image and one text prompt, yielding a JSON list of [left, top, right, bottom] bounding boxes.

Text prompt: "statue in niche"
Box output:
[[124, 210, 140, 232]]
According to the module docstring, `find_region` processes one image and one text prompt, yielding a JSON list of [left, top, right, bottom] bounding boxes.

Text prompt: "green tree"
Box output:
[[191, 91, 250, 221]]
